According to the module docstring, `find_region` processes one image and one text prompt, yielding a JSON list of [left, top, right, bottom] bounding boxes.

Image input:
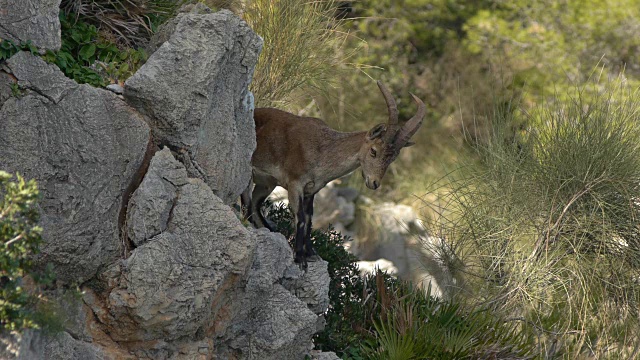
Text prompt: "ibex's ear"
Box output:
[[402, 141, 415, 148], [367, 123, 387, 140]]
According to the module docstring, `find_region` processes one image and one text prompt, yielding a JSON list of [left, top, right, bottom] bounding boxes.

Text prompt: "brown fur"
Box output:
[[244, 82, 426, 266]]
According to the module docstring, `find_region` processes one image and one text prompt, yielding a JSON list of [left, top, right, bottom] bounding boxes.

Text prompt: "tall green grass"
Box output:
[[426, 79, 640, 358], [242, 0, 359, 107]]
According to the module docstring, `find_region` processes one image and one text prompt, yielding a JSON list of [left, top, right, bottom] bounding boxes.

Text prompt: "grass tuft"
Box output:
[[425, 77, 640, 358], [242, 0, 361, 107]]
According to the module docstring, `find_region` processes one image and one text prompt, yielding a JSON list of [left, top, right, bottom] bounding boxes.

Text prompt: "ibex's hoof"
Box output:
[[264, 218, 277, 232], [296, 260, 308, 271], [295, 252, 308, 271], [306, 254, 321, 262]]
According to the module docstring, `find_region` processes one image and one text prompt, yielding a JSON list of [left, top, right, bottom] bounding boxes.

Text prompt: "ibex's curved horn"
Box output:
[[377, 81, 399, 125], [395, 93, 425, 147]]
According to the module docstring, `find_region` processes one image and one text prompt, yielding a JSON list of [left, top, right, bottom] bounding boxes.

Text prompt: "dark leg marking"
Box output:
[[303, 194, 319, 260], [295, 194, 307, 267]]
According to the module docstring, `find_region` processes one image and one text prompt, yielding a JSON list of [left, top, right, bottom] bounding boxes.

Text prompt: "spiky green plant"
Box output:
[[360, 281, 535, 359], [426, 77, 640, 358]]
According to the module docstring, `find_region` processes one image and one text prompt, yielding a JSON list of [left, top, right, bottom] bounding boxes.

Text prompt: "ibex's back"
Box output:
[[252, 107, 348, 189]]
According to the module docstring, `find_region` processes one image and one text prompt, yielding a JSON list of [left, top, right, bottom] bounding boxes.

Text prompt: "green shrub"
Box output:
[[0, 172, 45, 331], [426, 79, 640, 358], [0, 40, 38, 62], [41, 11, 148, 87], [361, 282, 535, 359], [60, 0, 182, 46]]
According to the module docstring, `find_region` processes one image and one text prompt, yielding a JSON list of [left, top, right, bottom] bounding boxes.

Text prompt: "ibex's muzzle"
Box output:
[[365, 177, 380, 190]]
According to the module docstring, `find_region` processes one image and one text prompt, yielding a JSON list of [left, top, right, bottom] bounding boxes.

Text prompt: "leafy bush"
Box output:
[[426, 80, 640, 358], [0, 40, 38, 62], [41, 12, 148, 87], [266, 203, 534, 359], [60, 0, 182, 46], [0, 172, 45, 331], [361, 282, 534, 359]]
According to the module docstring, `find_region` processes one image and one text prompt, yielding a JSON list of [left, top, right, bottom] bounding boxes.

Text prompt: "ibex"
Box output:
[[242, 81, 426, 266]]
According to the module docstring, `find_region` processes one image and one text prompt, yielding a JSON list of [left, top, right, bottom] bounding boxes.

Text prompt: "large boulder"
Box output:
[[0, 51, 151, 284], [124, 9, 262, 205], [84, 149, 328, 359], [94, 148, 256, 343], [0, 0, 62, 50]]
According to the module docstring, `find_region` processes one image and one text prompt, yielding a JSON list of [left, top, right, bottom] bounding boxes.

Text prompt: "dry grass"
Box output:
[[424, 78, 640, 358], [241, 0, 361, 107]]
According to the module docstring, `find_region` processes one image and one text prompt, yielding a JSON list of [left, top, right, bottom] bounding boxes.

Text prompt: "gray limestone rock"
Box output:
[[285, 260, 331, 315], [217, 229, 323, 359], [126, 147, 188, 246], [0, 70, 17, 106], [105, 84, 124, 95], [0, 330, 108, 360], [124, 9, 263, 205], [101, 150, 256, 342], [310, 351, 341, 360], [0, 51, 150, 284], [0, 0, 62, 50]]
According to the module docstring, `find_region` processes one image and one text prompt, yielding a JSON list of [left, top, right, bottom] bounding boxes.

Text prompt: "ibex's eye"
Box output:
[[370, 148, 377, 158]]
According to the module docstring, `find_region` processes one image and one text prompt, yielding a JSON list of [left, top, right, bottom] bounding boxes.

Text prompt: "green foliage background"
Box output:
[[0, 172, 48, 331], [307, 0, 640, 205]]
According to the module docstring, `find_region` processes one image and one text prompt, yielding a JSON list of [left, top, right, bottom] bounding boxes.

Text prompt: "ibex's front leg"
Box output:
[[290, 189, 321, 268], [302, 193, 320, 261], [288, 188, 309, 267], [289, 190, 306, 265]]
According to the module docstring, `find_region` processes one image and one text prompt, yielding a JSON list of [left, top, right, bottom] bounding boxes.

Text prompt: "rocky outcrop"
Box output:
[[218, 228, 327, 359], [124, 9, 262, 205], [0, 330, 110, 360], [81, 148, 328, 359], [0, 51, 150, 284], [1, 5, 331, 359], [95, 148, 256, 343], [0, 0, 62, 50]]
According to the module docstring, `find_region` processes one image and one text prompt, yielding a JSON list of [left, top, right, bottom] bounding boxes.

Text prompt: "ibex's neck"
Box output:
[[318, 130, 366, 182]]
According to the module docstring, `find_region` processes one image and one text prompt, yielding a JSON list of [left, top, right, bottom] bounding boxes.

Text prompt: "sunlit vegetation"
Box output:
[[0, 172, 56, 332]]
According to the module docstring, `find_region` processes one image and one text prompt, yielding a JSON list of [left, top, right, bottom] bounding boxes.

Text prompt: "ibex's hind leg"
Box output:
[[250, 177, 277, 231], [240, 181, 252, 220]]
